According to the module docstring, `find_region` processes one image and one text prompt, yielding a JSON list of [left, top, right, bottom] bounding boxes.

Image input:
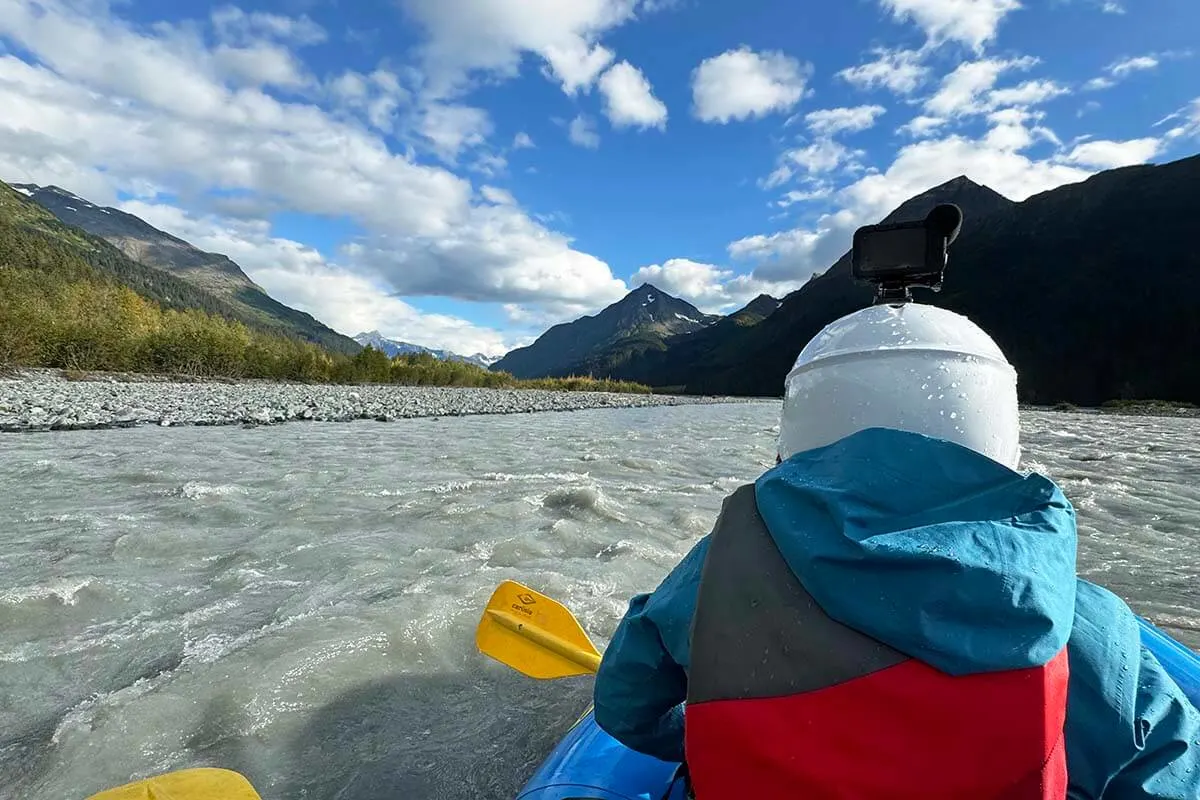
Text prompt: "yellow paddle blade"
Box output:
[[86, 768, 262, 800], [476, 580, 602, 679]]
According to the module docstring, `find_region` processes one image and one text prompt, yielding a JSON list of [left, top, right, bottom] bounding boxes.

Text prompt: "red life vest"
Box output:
[[683, 484, 1069, 800]]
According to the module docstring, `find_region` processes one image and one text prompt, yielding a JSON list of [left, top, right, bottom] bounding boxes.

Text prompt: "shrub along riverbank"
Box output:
[[0, 218, 651, 394]]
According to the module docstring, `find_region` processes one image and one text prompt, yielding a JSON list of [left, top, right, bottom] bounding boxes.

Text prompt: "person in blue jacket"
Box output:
[[592, 300, 1200, 799]]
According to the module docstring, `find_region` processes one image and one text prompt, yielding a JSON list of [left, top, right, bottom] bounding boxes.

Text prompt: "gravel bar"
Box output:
[[0, 370, 764, 432]]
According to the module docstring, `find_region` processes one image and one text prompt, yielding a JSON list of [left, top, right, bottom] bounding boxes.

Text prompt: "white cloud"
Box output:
[[805, 105, 887, 136], [1062, 138, 1163, 169], [924, 56, 1039, 117], [417, 103, 494, 161], [629, 260, 798, 314], [326, 68, 411, 132], [597, 61, 668, 129], [397, 0, 639, 98], [988, 79, 1069, 107], [1110, 55, 1160, 77], [730, 111, 1099, 283], [119, 201, 519, 357], [210, 5, 327, 47], [690, 46, 811, 124], [512, 131, 535, 149], [783, 139, 858, 176], [568, 114, 601, 148], [540, 40, 616, 95], [879, 0, 1022, 51], [1159, 98, 1200, 140], [213, 43, 310, 89], [837, 48, 930, 95], [343, 200, 629, 307], [776, 185, 834, 208], [1084, 52, 1191, 91], [898, 115, 947, 137], [0, 0, 633, 354]]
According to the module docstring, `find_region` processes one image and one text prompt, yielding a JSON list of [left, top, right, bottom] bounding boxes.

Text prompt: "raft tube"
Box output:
[[515, 617, 1200, 800]]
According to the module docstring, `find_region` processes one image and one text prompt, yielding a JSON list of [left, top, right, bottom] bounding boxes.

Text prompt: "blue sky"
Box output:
[[1, 0, 1198, 356]]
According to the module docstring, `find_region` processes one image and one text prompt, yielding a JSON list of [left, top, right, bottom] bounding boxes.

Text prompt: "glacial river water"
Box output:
[[2, 404, 1198, 799]]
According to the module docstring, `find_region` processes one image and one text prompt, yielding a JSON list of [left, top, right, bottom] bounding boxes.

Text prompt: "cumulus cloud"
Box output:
[[1062, 138, 1162, 169], [878, 0, 1022, 51], [398, 0, 641, 97], [326, 68, 411, 132], [512, 131, 535, 149], [416, 103, 494, 161], [898, 115, 947, 137], [119, 201, 521, 356], [775, 185, 834, 208], [924, 56, 1040, 116], [343, 199, 628, 307], [730, 111, 1102, 284], [837, 47, 930, 95], [211, 5, 327, 47], [567, 114, 601, 148], [762, 139, 861, 190], [597, 61, 668, 129], [629, 259, 798, 314], [690, 46, 811, 123], [213, 43, 311, 89], [804, 105, 887, 136], [0, 0, 632, 354]]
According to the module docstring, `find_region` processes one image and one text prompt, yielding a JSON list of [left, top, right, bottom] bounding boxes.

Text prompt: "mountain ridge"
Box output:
[[490, 282, 721, 378], [582, 175, 1015, 391], [11, 182, 361, 355], [353, 330, 498, 369], [612, 155, 1200, 404]]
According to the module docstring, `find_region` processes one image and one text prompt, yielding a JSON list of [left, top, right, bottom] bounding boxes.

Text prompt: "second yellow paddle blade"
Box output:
[[86, 768, 262, 800], [476, 579, 602, 679]]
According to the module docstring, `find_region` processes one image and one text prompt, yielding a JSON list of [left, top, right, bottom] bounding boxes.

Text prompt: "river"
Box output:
[[2, 404, 1198, 799]]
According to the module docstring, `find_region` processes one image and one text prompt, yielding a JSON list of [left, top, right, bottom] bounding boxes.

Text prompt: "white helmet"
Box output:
[[778, 302, 1020, 469]]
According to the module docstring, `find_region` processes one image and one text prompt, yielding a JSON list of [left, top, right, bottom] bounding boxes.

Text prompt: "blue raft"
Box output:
[[515, 618, 1200, 800]]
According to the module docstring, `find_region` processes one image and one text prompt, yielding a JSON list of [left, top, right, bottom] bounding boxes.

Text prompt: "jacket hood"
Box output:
[[754, 427, 1078, 676]]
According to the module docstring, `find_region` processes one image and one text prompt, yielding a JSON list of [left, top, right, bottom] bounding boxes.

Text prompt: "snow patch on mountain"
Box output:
[[353, 331, 499, 369]]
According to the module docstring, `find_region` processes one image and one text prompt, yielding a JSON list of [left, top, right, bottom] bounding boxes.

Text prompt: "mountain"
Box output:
[[353, 331, 498, 369], [609, 154, 1200, 405], [582, 293, 782, 391], [490, 283, 720, 379], [602, 176, 1014, 391], [1, 181, 279, 327], [725, 294, 782, 326], [11, 183, 359, 355]]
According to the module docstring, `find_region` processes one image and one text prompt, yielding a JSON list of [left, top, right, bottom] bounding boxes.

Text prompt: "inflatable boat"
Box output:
[[498, 591, 1200, 800]]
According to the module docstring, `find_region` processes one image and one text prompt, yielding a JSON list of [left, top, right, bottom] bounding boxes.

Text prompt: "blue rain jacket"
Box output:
[[593, 427, 1200, 799]]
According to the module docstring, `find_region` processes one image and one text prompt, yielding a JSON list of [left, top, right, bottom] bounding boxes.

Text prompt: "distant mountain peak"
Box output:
[[491, 282, 721, 378], [881, 174, 1014, 226], [352, 331, 497, 368]]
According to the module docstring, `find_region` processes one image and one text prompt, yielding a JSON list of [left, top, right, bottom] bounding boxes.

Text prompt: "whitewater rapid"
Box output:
[[1, 404, 1197, 799]]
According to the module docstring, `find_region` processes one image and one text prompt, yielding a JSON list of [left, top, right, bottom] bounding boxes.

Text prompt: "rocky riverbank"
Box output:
[[0, 369, 759, 432]]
